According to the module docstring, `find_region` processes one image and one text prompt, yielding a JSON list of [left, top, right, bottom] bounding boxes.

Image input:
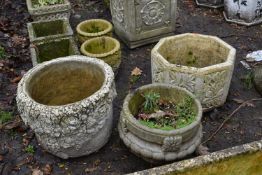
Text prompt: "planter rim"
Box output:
[[76, 19, 113, 37], [27, 18, 73, 43], [80, 36, 120, 58], [123, 83, 203, 135], [18, 55, 114, 109], [151, 33, 236, 74], [26, 0, 71, 14]]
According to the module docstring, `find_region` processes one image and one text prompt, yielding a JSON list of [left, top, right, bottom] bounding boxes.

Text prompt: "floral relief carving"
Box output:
[[169, 72, 196, 93], [112, 0, 125, 23], [162, 136, 182, 152], [201, 70, 228, 108], [141, 0, 166, 25]]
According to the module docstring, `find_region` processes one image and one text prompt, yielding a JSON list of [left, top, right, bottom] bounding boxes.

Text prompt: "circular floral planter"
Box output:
[[118, 84, 203, 162], [196, 0, 224, 8], [224, 0, 262, 26], [81, 36, 121, 74], [16, 55, 116, 159], [254, 66, 262, 95], [151, 33, 236, 111], [77, 19, 113, 43]]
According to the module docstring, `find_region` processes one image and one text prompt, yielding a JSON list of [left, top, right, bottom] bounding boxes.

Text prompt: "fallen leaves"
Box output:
[[131, 67, 142, 76], [32, 169, 44, 175], [42, 164, 52, 175]]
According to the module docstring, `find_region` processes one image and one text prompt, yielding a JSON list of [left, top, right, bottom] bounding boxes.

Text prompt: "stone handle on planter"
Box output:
[[162, 136, 182, 152]]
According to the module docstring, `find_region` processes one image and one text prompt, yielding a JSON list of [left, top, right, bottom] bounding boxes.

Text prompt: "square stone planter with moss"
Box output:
[[151, 33, 236, 111], [16, 56, 116, 159], [129, 140, 262, 175], [224, 0, 262, 26], [28, 18, 73, 44], [26, 0, 71, 21], [30, 37, 79, 66], [196, 0, 223, 8], [110, 0, 177, 49], [76, 19, 113, 44], [118, 83, 203, 162], [80, 36, 121, 74]]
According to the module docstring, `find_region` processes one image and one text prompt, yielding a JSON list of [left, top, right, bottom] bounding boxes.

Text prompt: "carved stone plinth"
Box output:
[[110, 0, 177, 49], [151, 33, 236, 111]]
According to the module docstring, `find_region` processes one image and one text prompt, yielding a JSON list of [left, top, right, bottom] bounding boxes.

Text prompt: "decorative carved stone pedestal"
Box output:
[[151, 33, 236, 111], [224, 0, 262, 26], [110, 0, 177, 49]]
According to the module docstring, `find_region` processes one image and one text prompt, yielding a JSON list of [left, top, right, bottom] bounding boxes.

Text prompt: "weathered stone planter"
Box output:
[[28, 19, 73, 43], [16, 56, 116, 159], [151, 33, 236, 111], [118, 84, 203, 162], [224, 0, 262, 26], [196, 0, 223, 8], [254, 66, 262, 95], [110, 0, 177, 48], [129, 140, 262, 175], [80, 36, 121, 74], [76, 19, 113, 43], [30, 37, 79, 66], [26, 0, 71, 21]]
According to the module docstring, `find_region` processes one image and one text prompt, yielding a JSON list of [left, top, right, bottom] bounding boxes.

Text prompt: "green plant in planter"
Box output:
[[35, 0, 64, 7], [142, 92, 160, 113]]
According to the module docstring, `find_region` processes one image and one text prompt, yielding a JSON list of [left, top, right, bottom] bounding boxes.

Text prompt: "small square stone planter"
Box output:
[[76, 19, 113, 44], [254, 65, 262, 95], [151, 33, 236, 111], [26, 0, 71, 21], [110, 0, 177, 48], [224, 0, 262, 26], [28, 18, 73, 44], [80, 36, 121, 74], [196, 0, 224, 8], [129, 140, 262, 175], [16, 56, 116, 159], [118, 83, 203, 162], [30, 37, 79, 66]]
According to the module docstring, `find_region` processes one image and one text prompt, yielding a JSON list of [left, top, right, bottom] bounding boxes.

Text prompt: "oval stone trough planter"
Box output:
[[80, 36, 121, 74], [196, 0, 224, 8], [76, 19, 113, 43], [224, 0, 262, 26], [118, 83, 203, 162], [16, 55, 116, 159], [151, 33, 236, 111]]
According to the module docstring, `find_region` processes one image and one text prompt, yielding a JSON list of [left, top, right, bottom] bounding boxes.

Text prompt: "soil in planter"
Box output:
[[36, 39, 76, 63], [135, 92, 197, 131], [32, 20, 66, 37], [32, 0, 64, 8]]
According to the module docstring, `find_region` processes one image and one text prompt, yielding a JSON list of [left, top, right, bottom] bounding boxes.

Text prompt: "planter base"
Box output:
[[223, 12, 262, 26], [118, 122, 203, 162], [115, 28, 174, 49], [195, 0, 223, 9]]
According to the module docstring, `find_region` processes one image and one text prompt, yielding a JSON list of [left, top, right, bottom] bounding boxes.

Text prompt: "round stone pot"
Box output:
[[118, 84, 203, 162], [151, 33, 236, 111], [80, 36, 121, 74], [77, 19, 113, 43], [224, 0, 262, 26], [254, 65, 262, 95], [16, 55, 116, 159], [196, 0, 223, 8]]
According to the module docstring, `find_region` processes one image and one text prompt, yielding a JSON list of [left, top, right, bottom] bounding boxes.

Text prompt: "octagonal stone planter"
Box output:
[[26, 0, 71, 21], [30, 37, 79, 66], [16, 56, 116, 159], [130, 140, 262, 175], [118, 83, 203, 162], [224, 0, 262, 26], [110, 0, 177, 49], [254, 66, 262, 95], [80, 36, 121, 74], [196, 0, 223, 8], [76, 19, 113, 44], [151, 33, 236, 111], [28, 18, 73, 44]]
